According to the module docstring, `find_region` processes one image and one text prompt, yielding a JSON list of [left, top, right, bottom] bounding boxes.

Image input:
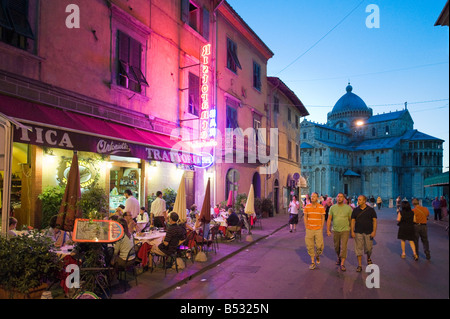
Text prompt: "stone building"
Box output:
[[300, 83, 444, 201]]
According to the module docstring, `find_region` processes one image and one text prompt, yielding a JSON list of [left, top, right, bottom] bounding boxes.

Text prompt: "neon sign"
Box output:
[[199, 44, 217, 146]]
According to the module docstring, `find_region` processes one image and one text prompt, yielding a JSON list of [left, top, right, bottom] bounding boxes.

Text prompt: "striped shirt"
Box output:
[[304, 203, 326, 230]]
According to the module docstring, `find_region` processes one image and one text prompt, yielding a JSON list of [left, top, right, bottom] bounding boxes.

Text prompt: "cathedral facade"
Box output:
[[300, 84, 444, 201]]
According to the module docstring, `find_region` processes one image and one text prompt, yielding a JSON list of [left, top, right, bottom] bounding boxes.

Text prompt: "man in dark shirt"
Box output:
[[225, 209, 240, 240], [351, 195, 377, 272], [152, 212, 186, 257]]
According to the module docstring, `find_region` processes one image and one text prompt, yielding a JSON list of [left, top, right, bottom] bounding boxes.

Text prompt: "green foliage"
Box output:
[[79, 185, 109, 219], [0, 230, 62, 294], [147, 187, 177, 211], [38, 185, 65, 229], [234, 193, 247, 213]]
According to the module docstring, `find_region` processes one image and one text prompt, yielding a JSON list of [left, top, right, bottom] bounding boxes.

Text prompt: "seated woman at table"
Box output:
[[122, 212, 137, 234], [213, 204, 220, 218], [136, 206, 150, 231], [112, 218, 136, 269], [48, 215, 73, 247], [111, 204, 125, 219], [8, 217, 18, 238], [189, 204, 199, 223]]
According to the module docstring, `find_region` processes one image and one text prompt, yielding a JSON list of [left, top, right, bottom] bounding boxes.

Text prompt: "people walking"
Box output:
[[432, 197, 442, 221], [440, 196, 447, 219], [327, 193, 352, 271], [351, 195, 377, 272], [397, 200, 418, 261], [396, 196, 402, 211], [369, 195, 376, 208], [303, 192, 326, 270], [376, 196, 382, 210], [288, 195, 301, 232], [412, 198, 431, 260]]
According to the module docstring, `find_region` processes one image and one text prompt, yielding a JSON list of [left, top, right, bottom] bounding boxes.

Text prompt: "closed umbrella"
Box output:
[[56, 151, 82, 232], [199, 178, 211, 224], [226, 190, 233, 208], [244, 184, 255, 240], [173, 173, 187, 224]]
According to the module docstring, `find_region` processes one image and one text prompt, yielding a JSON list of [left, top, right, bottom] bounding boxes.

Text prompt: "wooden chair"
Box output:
[[208, 225, 220, 254], [117, 243, 141, 291]]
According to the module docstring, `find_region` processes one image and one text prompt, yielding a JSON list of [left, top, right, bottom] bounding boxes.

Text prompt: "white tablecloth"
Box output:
[[134, 231, 166, 246]]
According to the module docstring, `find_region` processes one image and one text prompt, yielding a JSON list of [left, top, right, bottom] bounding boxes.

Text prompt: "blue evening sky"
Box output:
[[227, 0, 449, 172]]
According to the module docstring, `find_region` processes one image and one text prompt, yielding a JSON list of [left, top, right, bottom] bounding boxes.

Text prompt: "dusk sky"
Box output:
[[227, 0, 449, 172]]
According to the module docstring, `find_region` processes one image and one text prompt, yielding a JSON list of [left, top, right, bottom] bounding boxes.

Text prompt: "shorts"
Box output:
[[354, 233, 373, 257], [289, 214, 299, 224]]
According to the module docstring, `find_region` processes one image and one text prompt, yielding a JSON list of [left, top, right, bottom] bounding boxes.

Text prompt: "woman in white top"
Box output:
[[288, 195, 301, 232], [112, 218, 136, 269]]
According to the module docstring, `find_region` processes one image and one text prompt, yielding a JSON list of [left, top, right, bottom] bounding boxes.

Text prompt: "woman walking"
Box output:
[[288, 195, 301, 232], [397, 200, 418, 261]]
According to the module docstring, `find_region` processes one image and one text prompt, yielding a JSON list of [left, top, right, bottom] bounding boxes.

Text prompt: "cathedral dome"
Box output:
[[331, 84, 369, 113], [327, 83, 372, 126]]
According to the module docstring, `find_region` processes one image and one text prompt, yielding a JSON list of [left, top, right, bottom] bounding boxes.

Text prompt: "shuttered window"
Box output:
[[0, 0, 34, 50], [181, 0, 210, 40], [227, 38, 241, 73], [188, 72, 199, 116], [117, 31, 148, 93]]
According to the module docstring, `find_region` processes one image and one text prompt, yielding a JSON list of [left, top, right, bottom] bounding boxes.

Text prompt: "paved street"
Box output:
[[157, 207, 448, 299]]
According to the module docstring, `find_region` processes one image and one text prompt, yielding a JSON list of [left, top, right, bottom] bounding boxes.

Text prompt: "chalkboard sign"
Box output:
[[72, 219, 124, 243]]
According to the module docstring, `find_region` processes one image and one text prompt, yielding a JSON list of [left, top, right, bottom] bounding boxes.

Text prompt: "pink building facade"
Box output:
[[0, 0, 307, 230]]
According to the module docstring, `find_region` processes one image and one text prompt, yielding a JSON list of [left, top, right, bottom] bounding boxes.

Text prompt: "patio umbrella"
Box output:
[[226, 190, 233, 208], [199, 178, 211, 224], [172, 173, 187, 223], [244, 184, 255, 240], [56, 151, 82, 232]]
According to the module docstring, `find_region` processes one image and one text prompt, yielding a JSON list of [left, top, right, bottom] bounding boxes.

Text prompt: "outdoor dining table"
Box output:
[[213, 217, 227, 237], [134, 230, 166, 246], [136, 221, 149, 232]]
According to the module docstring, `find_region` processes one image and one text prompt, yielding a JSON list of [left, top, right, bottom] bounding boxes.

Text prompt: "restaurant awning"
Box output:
[[424, 172, 449, 187], [0, 95, 203, 165]]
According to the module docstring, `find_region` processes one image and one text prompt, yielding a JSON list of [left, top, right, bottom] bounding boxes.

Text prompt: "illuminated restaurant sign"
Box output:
[[13, 123, 203, 165], [198, 44, 217, 148]]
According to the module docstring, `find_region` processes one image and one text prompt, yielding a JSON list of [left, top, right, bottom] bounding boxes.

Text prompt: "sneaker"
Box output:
[[426, 253, 431, 260], [316, 256, 320, 264], [340, 265, 346, 272], [309, 263, 316, 270], [356, 266, 362, 272], [289, 230, 292, 233]]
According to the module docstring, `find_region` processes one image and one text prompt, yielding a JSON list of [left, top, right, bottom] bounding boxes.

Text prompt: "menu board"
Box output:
[[72, 219, 124, 243]]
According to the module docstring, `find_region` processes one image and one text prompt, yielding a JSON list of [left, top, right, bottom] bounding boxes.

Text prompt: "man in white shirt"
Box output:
[[151, 191, 167, 228], [124, 189, 140, 220]]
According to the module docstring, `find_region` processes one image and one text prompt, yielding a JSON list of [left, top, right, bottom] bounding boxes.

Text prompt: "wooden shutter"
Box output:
[[202, 7, 209, 40], [181, 0, 189, 23]]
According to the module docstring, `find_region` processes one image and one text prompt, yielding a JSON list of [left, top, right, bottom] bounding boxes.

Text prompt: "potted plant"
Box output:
[[0, 231, 62, 299], [261, 198, 274, 218], [38, 185, 65, 229]]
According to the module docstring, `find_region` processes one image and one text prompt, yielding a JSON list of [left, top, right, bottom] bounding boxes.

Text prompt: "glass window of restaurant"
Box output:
[[108, 155, 142, 213]]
